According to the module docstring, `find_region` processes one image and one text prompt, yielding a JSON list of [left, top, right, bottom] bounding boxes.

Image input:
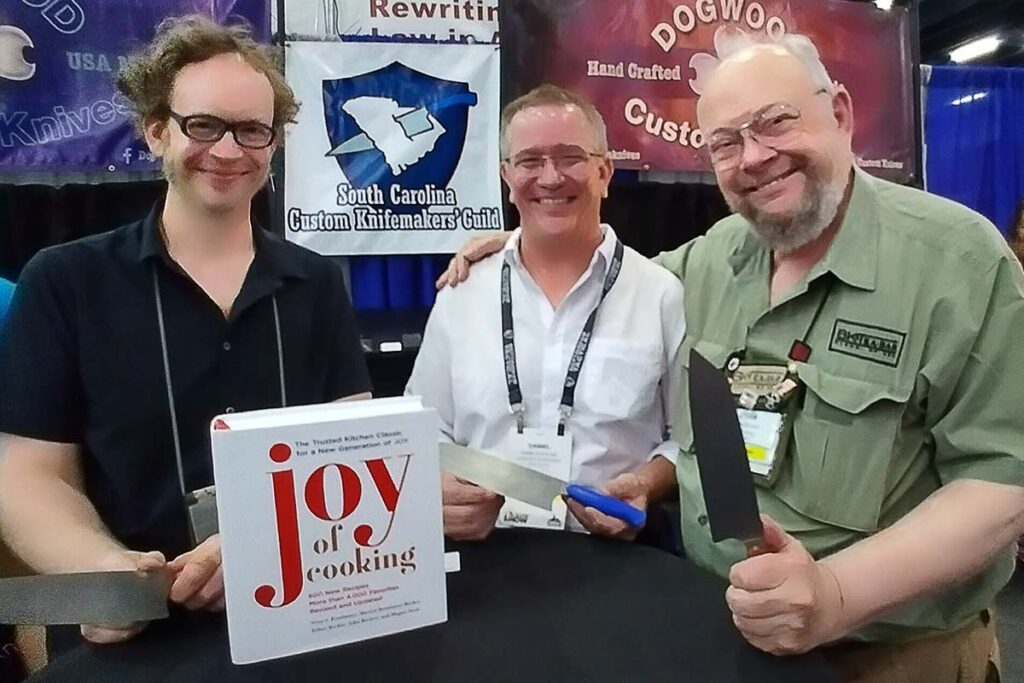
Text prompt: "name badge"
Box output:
[[727, 360, 802, 485], [736, 409, 785, 478], [495, 428, 572, 531]]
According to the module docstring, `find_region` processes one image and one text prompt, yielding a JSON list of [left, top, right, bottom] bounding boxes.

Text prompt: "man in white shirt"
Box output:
[[407, 85, 685, 542]]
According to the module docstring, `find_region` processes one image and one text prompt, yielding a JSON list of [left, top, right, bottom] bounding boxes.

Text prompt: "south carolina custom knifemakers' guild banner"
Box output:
[[0, 0, 268, 175], [503, 0, 916, 183], [284, 41, 503, 255]]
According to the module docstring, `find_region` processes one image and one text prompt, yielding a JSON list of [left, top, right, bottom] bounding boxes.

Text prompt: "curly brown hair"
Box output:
[[115, 14, 299, 137]]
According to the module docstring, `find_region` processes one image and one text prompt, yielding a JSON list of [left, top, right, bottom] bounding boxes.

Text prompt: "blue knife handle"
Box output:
[[565, 484, 647, 528]]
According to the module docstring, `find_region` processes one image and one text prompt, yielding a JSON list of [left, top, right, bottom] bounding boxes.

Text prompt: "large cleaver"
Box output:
[[439, 442, 646, 528], [688, 348, 766, 557]]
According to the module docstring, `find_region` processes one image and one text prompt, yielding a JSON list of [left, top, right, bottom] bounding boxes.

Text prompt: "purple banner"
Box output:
[[0, 0, 269, 176]]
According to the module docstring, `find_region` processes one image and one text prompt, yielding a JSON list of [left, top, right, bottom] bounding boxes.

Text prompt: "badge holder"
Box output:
[[185, 485, 219, 545], [497, 408, 573, 531], [725, 357, 803, 487]]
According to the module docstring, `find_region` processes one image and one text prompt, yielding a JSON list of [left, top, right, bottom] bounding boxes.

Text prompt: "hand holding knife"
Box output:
[[439, 442, 647, 529], [688, 349, 845, 655]]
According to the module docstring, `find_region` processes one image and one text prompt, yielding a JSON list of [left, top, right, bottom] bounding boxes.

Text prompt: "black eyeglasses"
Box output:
[[168, 112, 276, 149]]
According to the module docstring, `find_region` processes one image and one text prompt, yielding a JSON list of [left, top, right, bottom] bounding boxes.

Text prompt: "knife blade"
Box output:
[[439, 442, 646, 528], [688, 349, 765, 556], [0, 571, 169, 625]]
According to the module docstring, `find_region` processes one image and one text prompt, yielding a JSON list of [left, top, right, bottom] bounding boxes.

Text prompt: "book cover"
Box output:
[[210, 398, 446, 664]]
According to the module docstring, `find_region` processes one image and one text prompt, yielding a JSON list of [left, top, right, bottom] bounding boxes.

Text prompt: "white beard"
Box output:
[[728, 172, 847, 254]]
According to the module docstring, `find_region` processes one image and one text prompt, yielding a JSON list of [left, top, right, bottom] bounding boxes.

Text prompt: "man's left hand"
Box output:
[[726, 516, 845, 655], [565, 473, 648, 541], [168, 534, 224, 612]]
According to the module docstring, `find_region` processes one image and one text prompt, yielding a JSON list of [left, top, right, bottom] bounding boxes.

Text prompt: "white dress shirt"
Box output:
[[407, 225, 686, 492]]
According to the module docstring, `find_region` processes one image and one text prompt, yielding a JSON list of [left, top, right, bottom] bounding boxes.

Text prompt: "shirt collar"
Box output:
[[816, 166, 880, 291], [133, 199, 307, 282], [504, 223, 617, 278], [728, 166, 879, 292]]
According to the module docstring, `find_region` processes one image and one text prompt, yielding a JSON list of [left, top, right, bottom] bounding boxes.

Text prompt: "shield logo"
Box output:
[[322, 62, 478, 213]]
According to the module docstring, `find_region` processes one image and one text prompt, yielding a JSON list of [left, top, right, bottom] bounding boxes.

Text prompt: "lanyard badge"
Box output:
[[720, 275, 835, 484], [153, 265, 287, 548], [725, 357, 802, 486], [496, 239, 624, 529], [495, 428, 573, 531]]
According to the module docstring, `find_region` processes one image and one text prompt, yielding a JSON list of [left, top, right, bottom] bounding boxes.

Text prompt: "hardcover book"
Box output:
[[210, 397, 446, 664]]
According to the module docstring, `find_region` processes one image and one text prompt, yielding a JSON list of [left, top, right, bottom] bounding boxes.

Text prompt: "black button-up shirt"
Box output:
[[0, 203, 371, 561]]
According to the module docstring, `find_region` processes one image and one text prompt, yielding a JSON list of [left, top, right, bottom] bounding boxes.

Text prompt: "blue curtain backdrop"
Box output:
[[348, 255, 450, 310], [926, 65, 1024, 236]]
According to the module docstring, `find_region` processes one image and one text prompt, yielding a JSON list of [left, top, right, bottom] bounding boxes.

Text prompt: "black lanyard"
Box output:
[[152, 264, 286, 497], [788, 274, 836, 363], [501, 239, 624, 436]]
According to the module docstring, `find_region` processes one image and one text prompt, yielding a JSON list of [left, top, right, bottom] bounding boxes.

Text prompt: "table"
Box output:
[[32, 530, 837, 682]]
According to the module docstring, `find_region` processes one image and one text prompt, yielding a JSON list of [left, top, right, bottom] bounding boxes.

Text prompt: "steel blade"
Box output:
[[688, 349, 764, 549], [439, 442, 566, 511]]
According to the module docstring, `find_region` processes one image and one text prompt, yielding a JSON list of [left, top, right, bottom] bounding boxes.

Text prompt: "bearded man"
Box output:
[[439, 32, 1024, 683]]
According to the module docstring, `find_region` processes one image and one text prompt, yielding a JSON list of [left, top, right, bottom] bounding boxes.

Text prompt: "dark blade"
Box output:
[[0, 571, 169, 625], [688, 349, 764, 552]]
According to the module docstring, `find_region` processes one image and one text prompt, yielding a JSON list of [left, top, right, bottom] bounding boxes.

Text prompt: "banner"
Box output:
[[283, 0, 499, 43], [284, 41, 503, 255], [502, 0, 916, 183], [0, 0, 269, 176]]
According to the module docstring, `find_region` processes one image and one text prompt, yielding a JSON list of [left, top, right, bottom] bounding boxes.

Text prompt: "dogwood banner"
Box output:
[[503, 0, 916, 183]]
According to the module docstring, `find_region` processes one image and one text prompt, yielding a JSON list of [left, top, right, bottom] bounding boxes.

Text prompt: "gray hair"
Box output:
[[499, 84, 609, 158], [715, 30, 835, 93]]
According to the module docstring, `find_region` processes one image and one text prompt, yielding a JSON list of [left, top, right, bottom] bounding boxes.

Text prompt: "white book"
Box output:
[[210, 396, 446, 664]]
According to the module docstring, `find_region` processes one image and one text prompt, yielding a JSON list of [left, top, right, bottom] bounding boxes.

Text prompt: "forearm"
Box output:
[[822, 478, 1024, 634], [636, 454, 677, 504], [0, 440, 124, 573]]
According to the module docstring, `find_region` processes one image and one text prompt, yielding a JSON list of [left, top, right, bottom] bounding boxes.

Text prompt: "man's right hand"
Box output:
[[435, 233, 511, 289], [442, 471, 504, 541], [80, 549, 166, 645]]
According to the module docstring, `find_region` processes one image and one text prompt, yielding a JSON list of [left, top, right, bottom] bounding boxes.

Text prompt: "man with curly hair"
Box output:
[[0, 15, 371, 657]]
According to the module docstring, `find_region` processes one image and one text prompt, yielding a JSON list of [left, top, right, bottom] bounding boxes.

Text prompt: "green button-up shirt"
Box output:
[[656, 167, 1024, 641]]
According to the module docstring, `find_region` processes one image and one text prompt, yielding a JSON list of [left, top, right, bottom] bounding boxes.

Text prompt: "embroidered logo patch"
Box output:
[[828, 320, 906, 367]]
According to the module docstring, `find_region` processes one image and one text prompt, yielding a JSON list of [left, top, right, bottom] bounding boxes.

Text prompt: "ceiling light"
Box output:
[[951, 92, 988, 106], [949, 35, 1002, 63], [874, 0, 894, 11]]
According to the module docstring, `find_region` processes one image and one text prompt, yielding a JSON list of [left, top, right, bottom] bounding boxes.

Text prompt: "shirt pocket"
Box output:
[[784, 365, 913, 533], [581, 339, 662, 419]]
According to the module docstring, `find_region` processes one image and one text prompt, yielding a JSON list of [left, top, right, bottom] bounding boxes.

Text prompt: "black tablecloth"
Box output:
[[32, 530, 836, 682]]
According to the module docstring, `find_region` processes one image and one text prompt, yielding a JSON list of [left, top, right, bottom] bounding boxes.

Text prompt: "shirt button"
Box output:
[[697, 514, 708, 526], [225, 407, 235, 414], [222, 341, 232, 351]]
